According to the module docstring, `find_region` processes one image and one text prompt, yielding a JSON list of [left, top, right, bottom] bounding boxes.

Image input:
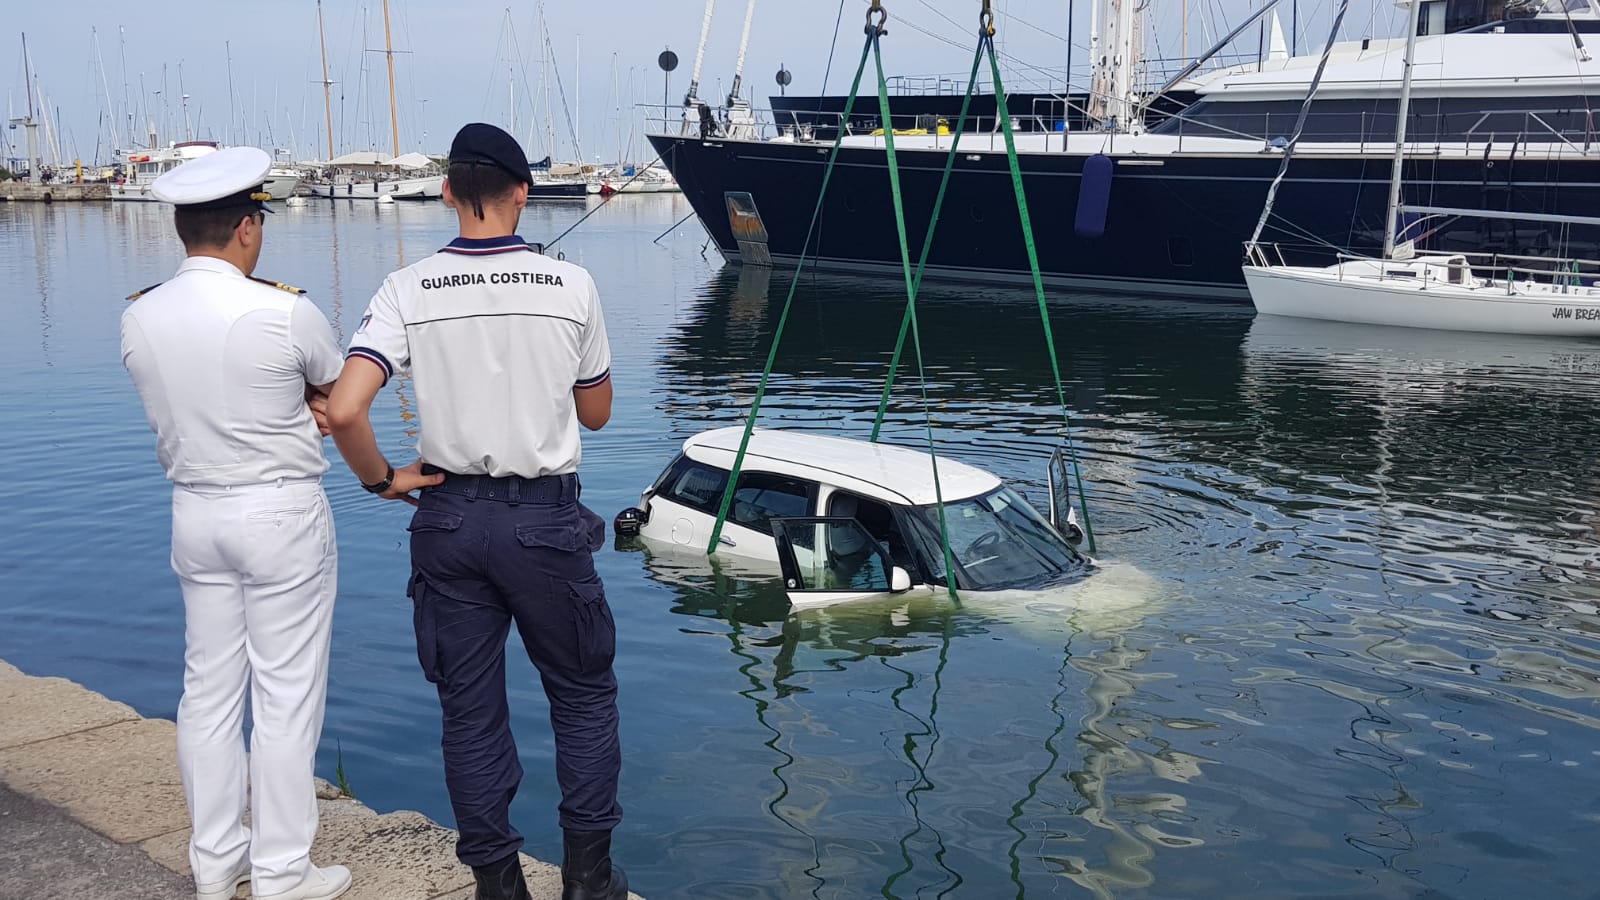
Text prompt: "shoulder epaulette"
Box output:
[[126, 282, 164, 301], [248, 275, 307, 295]]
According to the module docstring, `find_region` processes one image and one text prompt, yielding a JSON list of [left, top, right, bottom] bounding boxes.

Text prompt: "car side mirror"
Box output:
[[890, 566, 911, 593]]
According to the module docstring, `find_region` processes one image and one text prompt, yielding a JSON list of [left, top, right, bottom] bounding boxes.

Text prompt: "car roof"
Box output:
[[682, 427, 1002, 506]]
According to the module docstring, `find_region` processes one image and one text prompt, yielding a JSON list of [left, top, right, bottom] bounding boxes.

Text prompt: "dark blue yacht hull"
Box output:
[[647, 133, 1600, 301]]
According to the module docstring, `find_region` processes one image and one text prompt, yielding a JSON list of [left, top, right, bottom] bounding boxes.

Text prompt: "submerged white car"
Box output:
[[617, 427, 1089, 607]]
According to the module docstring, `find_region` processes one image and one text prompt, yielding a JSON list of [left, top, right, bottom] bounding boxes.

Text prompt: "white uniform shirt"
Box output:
[[122, 256, 345, 485], [347, 235, 612, 478]]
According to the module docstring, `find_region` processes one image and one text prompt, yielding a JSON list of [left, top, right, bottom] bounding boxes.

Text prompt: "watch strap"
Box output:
[[362, 463, 395, 494]]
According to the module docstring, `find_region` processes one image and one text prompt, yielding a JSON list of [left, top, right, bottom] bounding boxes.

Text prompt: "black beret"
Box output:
[[448, 123, 530, 185]]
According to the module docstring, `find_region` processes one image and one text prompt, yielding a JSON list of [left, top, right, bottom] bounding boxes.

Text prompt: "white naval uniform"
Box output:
[[346, 234, 611, 476], [122, 255, 345, 896]]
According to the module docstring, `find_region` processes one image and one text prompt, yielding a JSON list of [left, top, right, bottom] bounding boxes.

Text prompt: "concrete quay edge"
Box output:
[[0, 659, 638, 899]]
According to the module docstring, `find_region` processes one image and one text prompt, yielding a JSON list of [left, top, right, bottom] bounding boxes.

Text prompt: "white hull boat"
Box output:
[[309, 173, 443, 200], [599, 165, 680, 195], [263, 166, 303, 200], [1244, 256, 1600, 336], [111, 141, 219, 202], [1241, 0, 1600, 338]]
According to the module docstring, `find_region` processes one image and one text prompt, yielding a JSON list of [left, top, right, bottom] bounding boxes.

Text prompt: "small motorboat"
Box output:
[[616, 427, 1089, 607]]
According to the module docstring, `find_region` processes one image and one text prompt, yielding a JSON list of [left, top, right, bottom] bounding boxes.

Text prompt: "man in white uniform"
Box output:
[[326, 123, 626, 900], [121, 147, 353, 900]]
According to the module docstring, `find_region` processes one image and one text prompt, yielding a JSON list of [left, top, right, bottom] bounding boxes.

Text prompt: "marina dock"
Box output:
[[2, 182, 109, 202], [0, 658, 634, 900]]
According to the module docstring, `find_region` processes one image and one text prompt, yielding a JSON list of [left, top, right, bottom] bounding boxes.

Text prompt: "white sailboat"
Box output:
[[304, 0, 444, 201], [1242, 0, 1600, 336]]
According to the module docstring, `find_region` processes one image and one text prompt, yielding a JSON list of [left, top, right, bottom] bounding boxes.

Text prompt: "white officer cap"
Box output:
[[151, 146, 274, 213]]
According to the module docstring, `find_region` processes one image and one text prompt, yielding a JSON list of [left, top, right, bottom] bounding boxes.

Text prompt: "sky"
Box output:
[[4, 0, 1407, 166]]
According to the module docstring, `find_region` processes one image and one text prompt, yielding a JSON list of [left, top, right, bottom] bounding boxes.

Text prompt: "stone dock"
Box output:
[[0, 660, 633, 900], [1, 182, 110, 202]]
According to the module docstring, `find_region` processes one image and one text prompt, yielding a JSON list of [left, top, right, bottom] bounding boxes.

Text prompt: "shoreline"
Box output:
[[0, 658, 622, 899]]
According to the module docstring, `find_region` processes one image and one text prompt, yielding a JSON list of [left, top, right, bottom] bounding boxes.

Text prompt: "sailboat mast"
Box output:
[[728, 0, 757, 103], [92, 28, 120, 155], [1382, 0, 1425, 260], [227, 41, 237, 145], [687, 0, 717, 103], [318, 0, 335, 159], [540, 2, 554, 159], [22, 34, 35, 120], [382, 0, 400, 156]]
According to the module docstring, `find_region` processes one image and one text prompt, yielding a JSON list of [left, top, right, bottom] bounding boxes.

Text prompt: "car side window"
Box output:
[[729, 473, 814, 535], [827, 491, 918, 575], [658, 457, 730, 513]]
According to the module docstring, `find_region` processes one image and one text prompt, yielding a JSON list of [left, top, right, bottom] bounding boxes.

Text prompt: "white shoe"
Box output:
[[254, 864, 353, 900], [195, 858, 251, 900]]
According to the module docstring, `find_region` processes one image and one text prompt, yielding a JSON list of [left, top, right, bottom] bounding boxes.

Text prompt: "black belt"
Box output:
[[421, 465, 580, 504]]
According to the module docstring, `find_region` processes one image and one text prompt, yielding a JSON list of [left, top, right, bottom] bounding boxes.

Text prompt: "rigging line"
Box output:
[[543, 26, 581, 162], [816, 0, 849, 118], [704, 32, 877, 556], [652, 209, 699, 243], [985, 33, 1097, 553], [872, 40, 987, 442], [1247, 0, 1353, 248], [544, 149, 669, 250], [480, 14, 508, 122], [873, 27, 962, 603]]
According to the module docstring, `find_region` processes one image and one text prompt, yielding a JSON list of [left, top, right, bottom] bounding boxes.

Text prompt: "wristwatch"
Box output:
[[362, 463, 395, 494]]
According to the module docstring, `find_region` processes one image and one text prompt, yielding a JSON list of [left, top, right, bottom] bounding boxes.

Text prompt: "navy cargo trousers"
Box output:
[[406, 471, 621, 867]]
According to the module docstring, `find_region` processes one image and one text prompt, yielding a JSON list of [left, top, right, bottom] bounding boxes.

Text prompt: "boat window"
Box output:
[[730, 473, 814, 535], [1150, 96, 1598, 145], [906, 487, 1085, 591], [1525, 0, 1591, 15]]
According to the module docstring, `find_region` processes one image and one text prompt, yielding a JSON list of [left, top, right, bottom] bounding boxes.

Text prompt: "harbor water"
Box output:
[[3, 198, 1599, 898]]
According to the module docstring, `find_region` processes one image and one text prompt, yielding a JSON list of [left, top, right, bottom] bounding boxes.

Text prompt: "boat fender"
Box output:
[[1074, 153, 1113, 239]]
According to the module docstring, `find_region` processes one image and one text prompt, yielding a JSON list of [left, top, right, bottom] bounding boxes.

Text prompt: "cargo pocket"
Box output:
[[578, 503, 607, 552], [570, 578, 616, 674], [406, 572, 444, 684], [408, 509, 463, 535], [514, 522, 582, 552]]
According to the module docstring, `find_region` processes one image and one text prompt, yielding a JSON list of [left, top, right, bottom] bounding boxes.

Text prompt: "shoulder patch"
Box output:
[[126, 282, 164, 302], [248, 275, 307, 295]]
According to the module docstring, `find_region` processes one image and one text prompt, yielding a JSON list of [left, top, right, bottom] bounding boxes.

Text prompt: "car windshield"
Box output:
[[905, 487, 1086, 591]]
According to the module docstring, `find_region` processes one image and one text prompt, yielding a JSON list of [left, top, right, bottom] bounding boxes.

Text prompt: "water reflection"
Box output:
[[9, 201, 1600, 898], [628, 531, 1176, 897]]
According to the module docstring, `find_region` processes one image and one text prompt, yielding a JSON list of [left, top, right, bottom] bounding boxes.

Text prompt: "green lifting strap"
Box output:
[[986, 37, 1097, 554], [869, 38, 986, 447], [704, 32, 873, 558], [871, 30, 960, 601], [705, 25, 962, 602], [871, 27, 1098, 555]]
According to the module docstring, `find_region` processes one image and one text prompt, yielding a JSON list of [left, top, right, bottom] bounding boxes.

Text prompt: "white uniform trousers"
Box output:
[[171, 478, 337, 896]]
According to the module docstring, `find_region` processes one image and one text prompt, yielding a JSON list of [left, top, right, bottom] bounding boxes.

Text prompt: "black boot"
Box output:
[[472, 852, 531, 900], [561, 829, 629, 900]]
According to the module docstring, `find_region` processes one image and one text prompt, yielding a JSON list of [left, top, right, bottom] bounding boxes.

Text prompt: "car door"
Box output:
[[770, 517, 913, 608], [1047, 446, 1085, 543]]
